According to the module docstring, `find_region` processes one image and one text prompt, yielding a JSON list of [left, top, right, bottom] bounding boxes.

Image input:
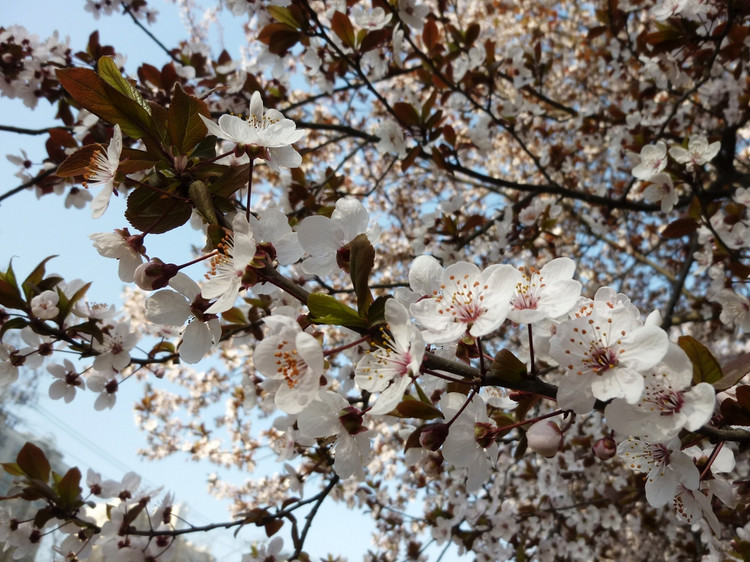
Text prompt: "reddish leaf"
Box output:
[[119, 147, 160, 174], [265, 519, 284, 537], [465, 23, 480, 46], [720, 398, 750, 426], [349, 234, 375, 317], [167, 83, 210, 155], [138, 63, 163, 90], [16, 442, 51, 482], [401, 146, 420, 172], [360, 28, 389, 52], [56, 144, 100, 178], [393, 102, 420, 127], [661, 217, 699, 238], [714, 353, 750, 391], [257, 23, 301, 56], [208, 163, 250, 198], [422, 19, 439, 52], [331, 11, 356, 49], [56, 67, 151, 140], [442, 124, 456, 148], [678, 336, 722, 385], [125, 187, 192, 234], [728, 261, 750, 280]]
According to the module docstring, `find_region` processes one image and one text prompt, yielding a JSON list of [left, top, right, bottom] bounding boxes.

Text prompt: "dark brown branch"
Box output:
[[0, 168, 58, 205], [291, 474, 340, 558], [661, 236, 698, 331], [121, 3, 180, 63], [0, 125, 68, 135], [296, 121, 379, 143]]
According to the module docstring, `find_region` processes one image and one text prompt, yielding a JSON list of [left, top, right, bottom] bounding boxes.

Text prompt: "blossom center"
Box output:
[[371, 330, 411, 376], [649, 443, 670, 465], [583, 345, 619, 373], [274, 342, 307, 389], [510, 270, 545, 311], [652, 389, 684, 415], [434, 274, 488, 325]]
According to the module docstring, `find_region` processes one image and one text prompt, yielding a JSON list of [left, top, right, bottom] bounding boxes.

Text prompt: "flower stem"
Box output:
[[176, 251, 220, 270], [446, 388, 477, 427], [495, 408, 567, 433], [421, 367, 475, 385], [245, 158, 254, 221], [699, 441, 724, 480], [323, 334, 371, 357], [527, 324, 536, 376]]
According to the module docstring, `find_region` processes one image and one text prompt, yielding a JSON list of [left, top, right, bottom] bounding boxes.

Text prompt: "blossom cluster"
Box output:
[[2, 0, 750, 559]]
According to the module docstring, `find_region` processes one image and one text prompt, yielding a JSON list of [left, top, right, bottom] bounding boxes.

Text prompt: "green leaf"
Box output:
[[66, 320, 104, 345], [56, 467, 83, 508], [349, 234, 374, 317], [21, 256, 57, 300], [189, 180, 219, 225], [57, 282, 91, 322], [414, 382, 432, 404], [208, 163, 250, 198], [396, 397, 445, 420], [0, 280, 25, 309], [125, 187, 192, 234], [489, 349, 527, 383], [0, 260, 24, 309], [307, 293, 367, 328], [678, 335, 722, 385], [714, 353, 750, 391], [16, 442, 51, 482], [268, 5, 300, 28], [97, 56, 151, 116], [167, 83, 210, 155], [0, 317, 28, 339], [56, 67, 152, 140], [1, 462, 25, 477]]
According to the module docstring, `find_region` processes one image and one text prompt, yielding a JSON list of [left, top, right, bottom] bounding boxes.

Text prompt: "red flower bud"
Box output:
[[419, 423, 449, 451], [592, 435, 617, 460], [134, 259, 179, 291]]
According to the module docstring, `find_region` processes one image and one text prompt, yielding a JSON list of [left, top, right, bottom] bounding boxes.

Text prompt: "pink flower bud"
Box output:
[[592, 435, 617, 460], [526, 421, 562, 458], [134, 259, 179, 291]]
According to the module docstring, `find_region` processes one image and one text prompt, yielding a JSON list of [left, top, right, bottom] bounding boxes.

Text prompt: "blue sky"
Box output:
[[0, 2, 383, 560], [0, 2, 466, 560]]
